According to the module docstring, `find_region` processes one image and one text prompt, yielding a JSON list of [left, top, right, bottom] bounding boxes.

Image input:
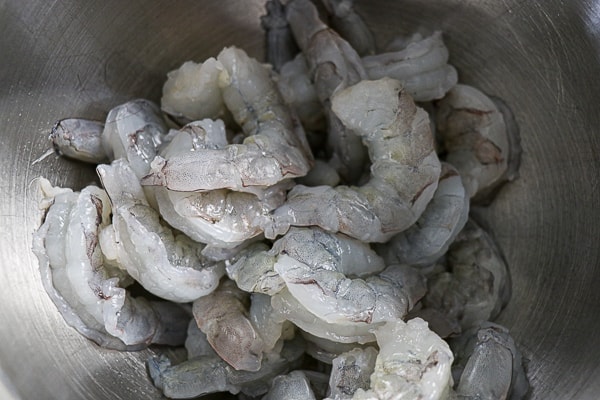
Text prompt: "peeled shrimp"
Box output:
[[286, 0, 369, 182], [97, 159, 225, 303], [32, 179, 188, 350], [272, 228, 426, 324], [303, 331, 371, 365], [435, 84, 521, 203], [192, 279, 265, 371], [50, 118, 107, 164], [321, 0, 376, 56], [185, 319, 218, 359], [250, 293, 295, 354], [353, 318, 454, 400], [417, 219, 511, 334], [376, 162, 469, 267], [261, 0, 299, 72], [362, 32, 458, 102], [450, 322, 529, 400], [263, 370, 317, 400], [141, 46, 312, 192], [266, 78, 441, 243], [327, 346, 378, 399], [147, 336, 306, 399]]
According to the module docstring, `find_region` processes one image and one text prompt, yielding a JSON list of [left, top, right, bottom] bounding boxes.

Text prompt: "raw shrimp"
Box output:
[[50, 118, 107, 164], [286, 0, 369, 182], [185, 319, 218, 359], [154, 119, 292, 248], [141, 46, 313, 192], [435, 84, 521, 203], [160, 58, 230, 125], [147, 336, 306, 399], [450, 322, 529, 400], [32, 179, 189, 350], [102, 98, 168, 179], [261, 0, 299, 72], [362, 32, 458, 102], [266, 78, 441, 243], [327, 346, 378, 400], [277, 53, 326, 132], [250, 293, 295, 354], [376, 162, 469, 267], [303, 331, 371, 364], [226, 242, 287, 295], [321, 0, 376, 56], [97, 159, 225, 303], [263, 370, 317, 400], [353, 318, 454, 400], [272, 228, 426, 324], [192, 279, 265, 372], [417, 219, 511, 334]]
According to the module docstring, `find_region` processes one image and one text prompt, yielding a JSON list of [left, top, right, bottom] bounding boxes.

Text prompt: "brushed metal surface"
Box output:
[[1, 0, 599, 399]]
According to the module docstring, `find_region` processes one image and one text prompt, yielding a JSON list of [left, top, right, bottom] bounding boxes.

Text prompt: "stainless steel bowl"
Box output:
[[1, 0, 599, 398]]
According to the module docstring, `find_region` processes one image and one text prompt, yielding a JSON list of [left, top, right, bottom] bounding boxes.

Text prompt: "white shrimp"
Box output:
[[435, 84, 521, 203], [141, 46, 313, 192], [297, 159, 342, 187], [192, 279, 265, 371], [303, 331, 372, 365], [261, 0, 299, 72], [263, 370, 317, 400], [185, 319, 218, 359], [450, 322, 529, 400], [416, 219, 511, 335], [49, 118, 108, 164], [376, 162, 469, 267], [154, 119, 292, 248], [321, 0, 376, 56], [160, 58, 231, 125], [266, 78, 441, 243], [250, 293, 296, 354], [353, 318, 454, 400], [97, 159, 225, 303], [286, 0, 369, 182], [272, 227, 426, 324], [327, 347, 378, 400], [362, 32, 458, 102], [32, 179, 189, 350], [147, 335, 306, 399]]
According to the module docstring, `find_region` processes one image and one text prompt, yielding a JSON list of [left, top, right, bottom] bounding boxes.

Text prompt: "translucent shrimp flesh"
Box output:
[[376, 162, 469, 267], [263, 370, 317, 400], [185, 319, 218, 359], [266, 77, 441, 243], [141, 46, 313, 192], [435, 84, 521, 203], [417, 219, 511, 335], [327, 346, 378, 399], [450, 322, 530, 400], [353, 318, 454, 400], [97, 159, 225, 303], [50, 118, 108, 164], [286, 0, 369, 182], [321, 0, 376, 56], [303, 331, 372, 365], [362, 32, 458, 102], [32, 179, 189, 350], [147, 336, 306, 399], [261, 0, 299, 72]]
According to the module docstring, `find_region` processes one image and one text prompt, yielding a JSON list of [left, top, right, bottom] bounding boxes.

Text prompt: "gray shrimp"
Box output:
[[286, 0, 369, 183], [97, 159, 225, 303], [414, 219, 511, 336], [450, 322, 530, 400], [435, 84, 521, 203], [32, 179, 188, 350], [261, 0, 299, 72], [266, 78, 441, 243], [49, 118, 107, 163], [321, 0, 376, 56], [262, 370, 317, 400], [363, 32, 458, 102], [147, 335, 306, 399], [376, 162, 469, 267], [141, 46, 313, 192], [326, 346, 378, 400]]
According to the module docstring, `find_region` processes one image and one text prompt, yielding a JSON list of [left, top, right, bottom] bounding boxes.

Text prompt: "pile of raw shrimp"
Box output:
[[33, 0, 530, 398]]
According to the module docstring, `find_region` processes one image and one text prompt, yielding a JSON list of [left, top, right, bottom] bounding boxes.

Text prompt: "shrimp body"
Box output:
[[321, 0, 376, 56], [32, 179, 188, 350], [263, 370, 317, 400], [50, 118, 107, 163], [327, 346, 378, 399], [377, 162, 469, 267], [261, 0, 299, 72], [141, 47, 312, 192], [267, 78, 441, 243], [97, 160, 225, 303], [363, 32, 458, 102]]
